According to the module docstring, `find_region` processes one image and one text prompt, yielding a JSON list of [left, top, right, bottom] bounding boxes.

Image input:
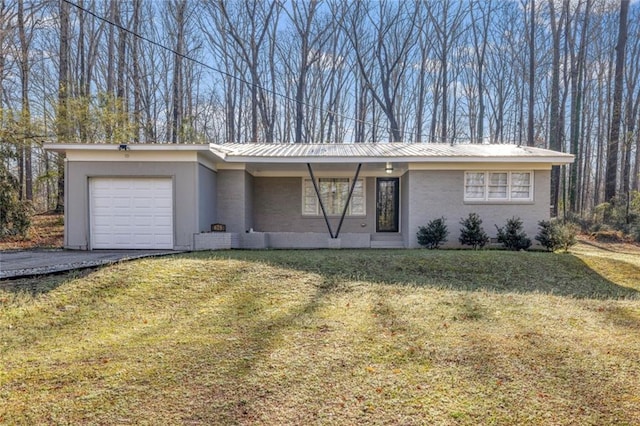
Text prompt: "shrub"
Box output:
[[536, 220, 557, 251], [591, 230, 624, 243], [556, 222, 578, 252], [536, 220, 578, 252], [459, 213, 489, 249], [0, 166, 32, 238], [565, 211, 593, 233], [11, 201, 32, 237], [417, 217, 449, 249], [495, 217, 531, 251], [594, 193, 640, 232]]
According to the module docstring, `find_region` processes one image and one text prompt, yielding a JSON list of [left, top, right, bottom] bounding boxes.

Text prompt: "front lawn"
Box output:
[[1, 244, 639, 424]]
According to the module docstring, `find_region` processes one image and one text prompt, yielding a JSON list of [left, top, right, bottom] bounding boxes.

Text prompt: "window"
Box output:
[[464, 171, 533, 202], [488, 172, 508, 199], [510, 172, 532, 199], [303, 178, 365, 216], [465, 173, 485, 199]]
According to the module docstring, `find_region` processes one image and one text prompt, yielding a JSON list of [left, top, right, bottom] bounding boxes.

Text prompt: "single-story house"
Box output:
[[44, 142, 573, 250]]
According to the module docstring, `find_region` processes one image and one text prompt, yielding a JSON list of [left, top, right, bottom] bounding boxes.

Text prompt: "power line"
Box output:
[[62, 0, 422, 143]]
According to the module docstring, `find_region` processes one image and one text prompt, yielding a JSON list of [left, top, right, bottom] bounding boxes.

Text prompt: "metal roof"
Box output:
[[209, 143, 574, 164], [43, 142, 574, 165]]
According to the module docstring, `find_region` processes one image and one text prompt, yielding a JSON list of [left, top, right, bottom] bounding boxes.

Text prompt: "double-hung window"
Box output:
[[464, 171, 533, 202], [302, 178, 365, 216]]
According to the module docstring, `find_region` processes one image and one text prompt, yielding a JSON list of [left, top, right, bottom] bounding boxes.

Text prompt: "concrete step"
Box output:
[[370, 239, 405, 249], [371, 233, 403, 241]]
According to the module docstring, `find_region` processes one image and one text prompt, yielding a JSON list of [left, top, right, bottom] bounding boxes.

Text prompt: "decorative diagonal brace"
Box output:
[[306, 163, 335, 239], [335, 163, 362, 239], [306, 163, 363, 240]]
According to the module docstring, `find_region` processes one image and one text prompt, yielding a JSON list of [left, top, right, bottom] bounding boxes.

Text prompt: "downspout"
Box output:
[[334, 163, 362, 238], [306, 163, 334, 238]]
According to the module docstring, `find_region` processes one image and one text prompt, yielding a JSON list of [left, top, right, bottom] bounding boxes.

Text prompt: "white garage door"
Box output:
[[90, 178, 174, 249]]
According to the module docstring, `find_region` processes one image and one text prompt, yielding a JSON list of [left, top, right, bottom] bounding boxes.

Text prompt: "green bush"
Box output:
[[593, 192, 640, 231], [564, 211, 593, 233], [0, 166, 32, 238], [496, 217, 531, 251], [536, 220, 557, 251], [459, 213, 489, 249], [417, 217, 449, 249], [536, 220, 578, 252], [556, 223, 578, 251]]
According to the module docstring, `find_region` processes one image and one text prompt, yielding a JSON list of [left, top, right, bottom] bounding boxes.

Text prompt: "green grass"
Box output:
[[1, 243, 639, 425]]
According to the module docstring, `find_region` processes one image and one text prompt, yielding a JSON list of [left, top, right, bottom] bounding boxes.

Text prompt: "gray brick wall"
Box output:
[[252, 176, 376, 234], [217, 170, 252, 233], [198, 164, 217, 232], [406, 169, 550, 248]]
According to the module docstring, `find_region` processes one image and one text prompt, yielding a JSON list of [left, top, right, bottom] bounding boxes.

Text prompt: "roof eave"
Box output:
[[43, 142, 211, 153], [43, 143, 574, 165], [219, 155, 575, 164]]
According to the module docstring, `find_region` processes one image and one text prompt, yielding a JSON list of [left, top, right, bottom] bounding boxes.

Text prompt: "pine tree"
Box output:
[[459, 213, 489, 249], [417, 217, 449, 249], [495, 217, 531, 250]]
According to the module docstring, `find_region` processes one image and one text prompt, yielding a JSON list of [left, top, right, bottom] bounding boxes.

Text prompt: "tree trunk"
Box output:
[[132, 0, 142, 143], [171, 0, 186, 144], [527, 0, 535, 147], [17, 0, 32, 201], [469, 0, 491, 143], [568, 0, 591, 212], [116, 3, 127, 141], [604, 0, 629, 202], [77, 0, 88, 142], [548, 0, 564, 217], [633, 117, 640, 191], [56, 0, 71, 213]]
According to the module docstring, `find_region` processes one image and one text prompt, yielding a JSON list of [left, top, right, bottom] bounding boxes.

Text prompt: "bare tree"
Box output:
[[605, 0, 629, 202], [279, 0, 331, 143], [16, 0, 45, 201], [547, 0, 566, 217], [2, 0, 640, 219], [469, 0, 495, 143], [526, 0, 536, 147], [0, 0, 17, 129], [347, 0, 417, 142], [131, 0, 142, 142], [630, 7, 640, 192], [425, 0, 467, 143], [567, 0, 592, 213], [55, 0, 71, 212], [623, 6, 640, 195], [202, 0, 280, 143], [411, 2, 435, 143], [169, 0, 186, 144]]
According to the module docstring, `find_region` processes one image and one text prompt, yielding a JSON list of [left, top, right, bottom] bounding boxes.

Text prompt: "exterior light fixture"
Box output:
[[385, 162, 393, 174]]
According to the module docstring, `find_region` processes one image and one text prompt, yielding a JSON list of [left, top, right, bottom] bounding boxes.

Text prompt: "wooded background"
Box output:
[[0, 0, 638, 224]]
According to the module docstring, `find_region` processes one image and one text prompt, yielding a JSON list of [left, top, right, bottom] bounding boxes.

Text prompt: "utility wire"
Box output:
[[62, 0, 436, 144]]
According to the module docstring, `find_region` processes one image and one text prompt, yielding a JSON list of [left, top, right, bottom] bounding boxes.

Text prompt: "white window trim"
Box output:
[[464, 171, 534, 202], [302, 177, 366, 217]]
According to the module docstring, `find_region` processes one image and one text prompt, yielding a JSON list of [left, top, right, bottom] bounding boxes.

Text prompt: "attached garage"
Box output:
[[89, 177, 174, 249]]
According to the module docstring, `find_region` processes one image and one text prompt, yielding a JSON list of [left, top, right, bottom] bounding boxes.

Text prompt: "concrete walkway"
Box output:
[[0, 249, 181, 279]]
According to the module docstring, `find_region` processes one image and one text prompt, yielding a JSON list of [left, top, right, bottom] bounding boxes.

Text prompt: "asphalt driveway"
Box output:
[[0, 249, 180, 279]]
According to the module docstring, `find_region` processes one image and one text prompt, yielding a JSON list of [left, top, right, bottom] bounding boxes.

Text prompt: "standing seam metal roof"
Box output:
[[208, 143, 574, 161]]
